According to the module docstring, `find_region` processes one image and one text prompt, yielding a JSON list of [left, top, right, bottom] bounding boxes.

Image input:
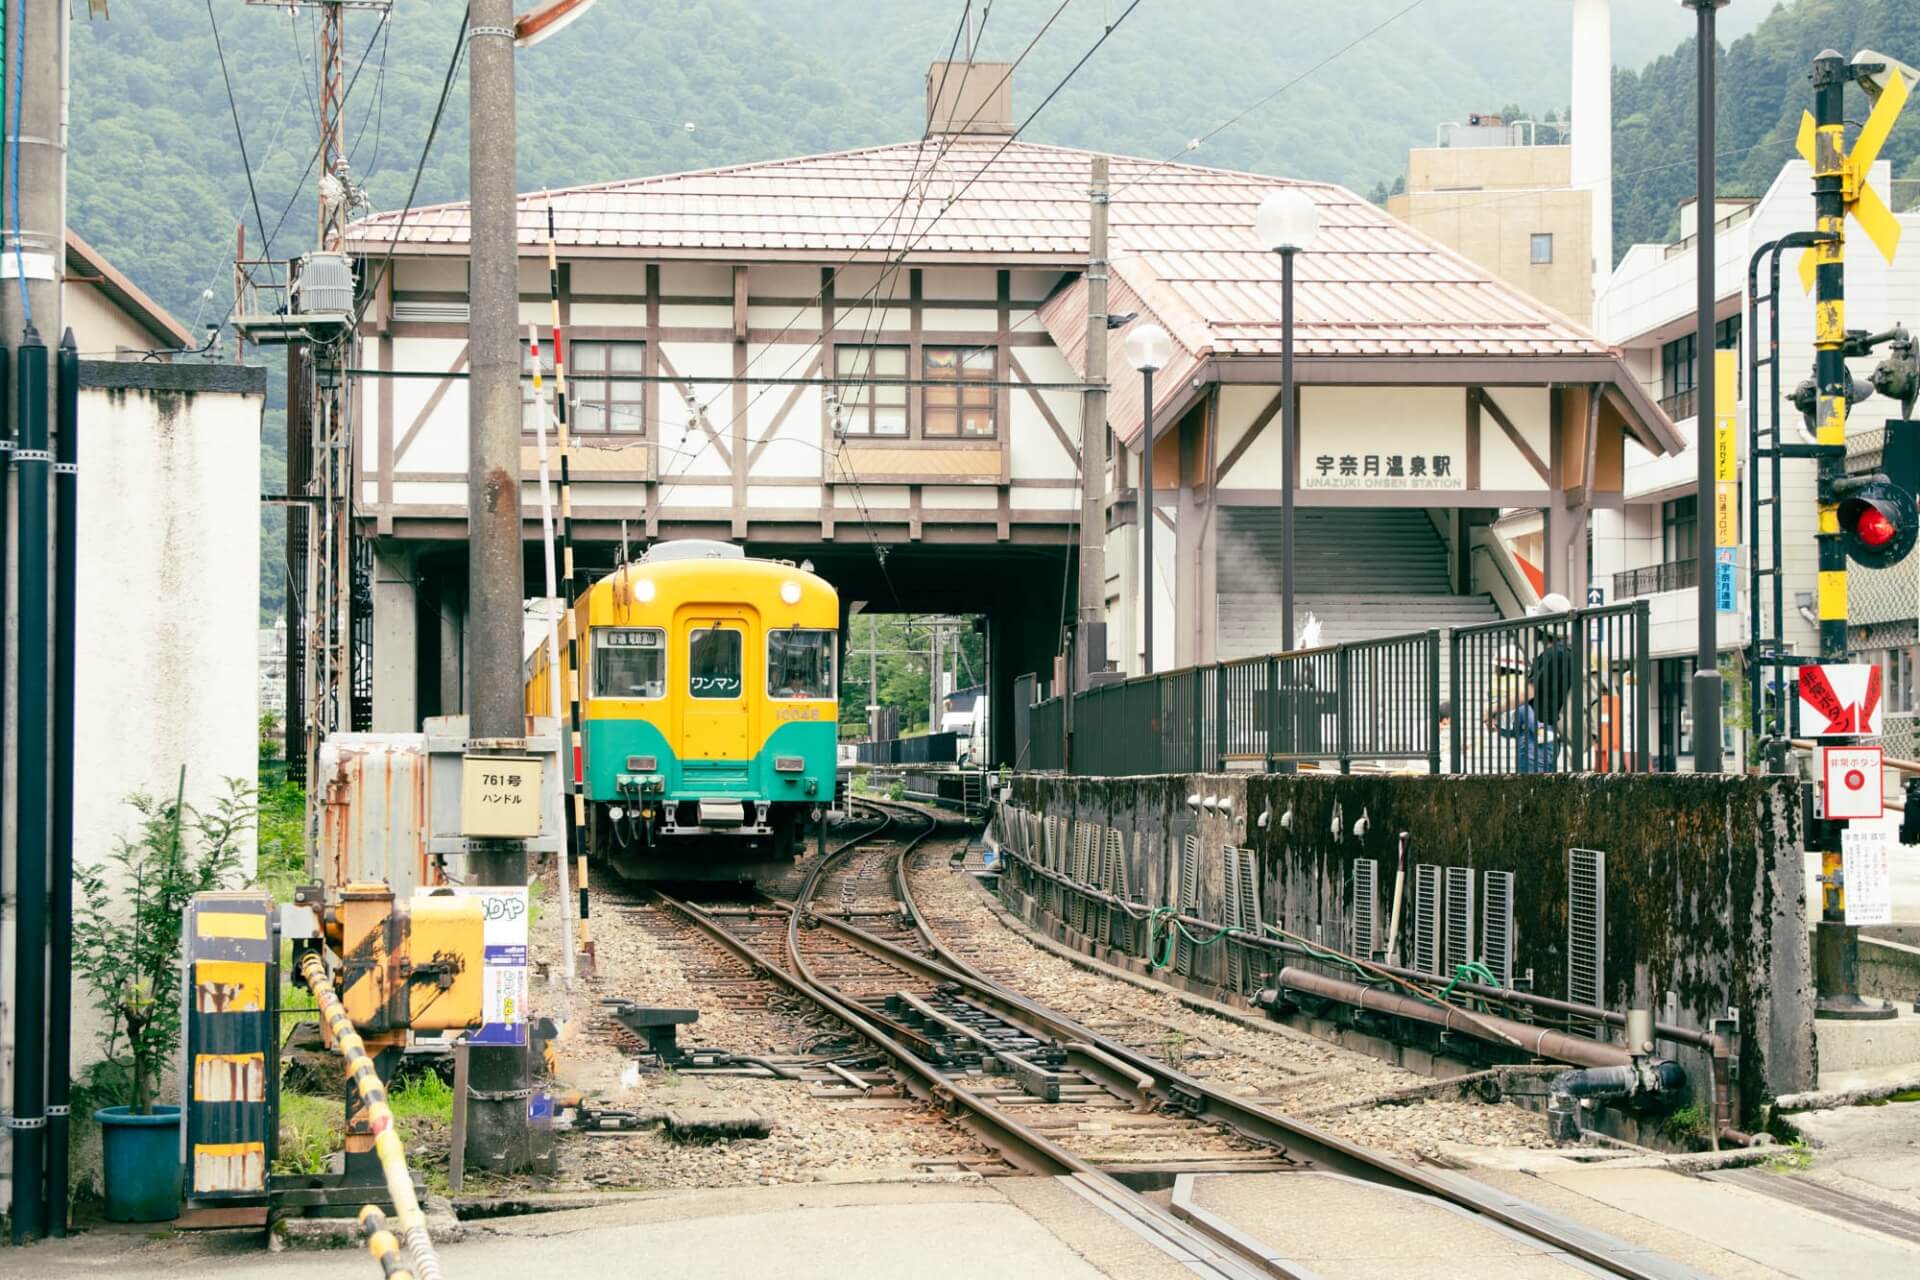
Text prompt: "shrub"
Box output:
[[73, 772, 254, 1114]]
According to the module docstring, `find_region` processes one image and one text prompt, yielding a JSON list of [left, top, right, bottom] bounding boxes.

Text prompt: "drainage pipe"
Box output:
[[1271, 967, 1632, 1070], [45, 327, 76, 1235], [998, 843, 1736, 1131], [1546, 1061, 1687, 1142], [8, 327, 50, 1243]]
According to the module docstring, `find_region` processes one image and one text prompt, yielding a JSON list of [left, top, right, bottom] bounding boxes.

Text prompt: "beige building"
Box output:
[[1388, 124, 1595, 326]]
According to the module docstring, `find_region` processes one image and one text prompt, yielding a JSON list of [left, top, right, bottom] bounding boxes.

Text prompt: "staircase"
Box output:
[[1218, 508, 1502, 655]]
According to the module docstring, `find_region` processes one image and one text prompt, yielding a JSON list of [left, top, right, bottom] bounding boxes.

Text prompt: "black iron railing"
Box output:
[[1019, 600, 1651, 776], [1612, 558, 1697, 600], [1659, 386, 1698, 422], [854, 730, 961, 766]]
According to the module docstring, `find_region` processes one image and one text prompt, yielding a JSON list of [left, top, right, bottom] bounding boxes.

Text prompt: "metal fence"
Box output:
[[1021, 600, 1650, 776], [854, 730, 960, 766], [1449, 602, 1650, 774]]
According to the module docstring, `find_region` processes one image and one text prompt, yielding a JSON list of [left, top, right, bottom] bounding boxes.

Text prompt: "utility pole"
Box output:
[[1076, 157, 1110, 688], [1685, 0, 1726, 773], [867, 616, 880, 741], [464, 0, 533, 1169], [3, 0, 67, 1243]]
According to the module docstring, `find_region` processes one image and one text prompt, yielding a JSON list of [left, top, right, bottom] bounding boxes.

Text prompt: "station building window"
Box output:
[[1529, 233, 1553, 264], [923, 345, 996, 437], [833, 345, 909, 436], [522, 339, 645, 433]]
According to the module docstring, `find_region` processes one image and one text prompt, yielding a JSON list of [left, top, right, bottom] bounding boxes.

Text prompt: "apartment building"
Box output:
[[1592, 160, 1920, 766]]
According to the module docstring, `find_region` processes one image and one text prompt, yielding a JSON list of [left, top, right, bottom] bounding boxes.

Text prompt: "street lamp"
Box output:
[[1125, 322, 1172, 673], [1256, 188, 1320, 653]]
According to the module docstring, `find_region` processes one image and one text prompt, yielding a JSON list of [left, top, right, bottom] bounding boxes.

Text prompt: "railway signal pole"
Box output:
[[1802, 48, 1909, 1019]]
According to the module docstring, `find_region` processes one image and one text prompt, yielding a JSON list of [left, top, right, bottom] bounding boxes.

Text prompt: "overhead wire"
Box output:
[[206, 0, 272, 262], [653, 0, 1110, 571]]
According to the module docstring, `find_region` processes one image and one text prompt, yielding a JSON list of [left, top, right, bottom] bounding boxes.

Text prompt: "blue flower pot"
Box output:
[[95, 1105, 182, 1222]]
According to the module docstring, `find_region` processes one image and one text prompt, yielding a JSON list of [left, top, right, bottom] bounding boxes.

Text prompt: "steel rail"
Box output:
[[653, 804, 1272, 1279], [883, 832, 1706, 1280]]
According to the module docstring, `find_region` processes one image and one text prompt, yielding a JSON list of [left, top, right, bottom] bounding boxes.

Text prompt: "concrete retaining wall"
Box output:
[[1004, 772, 1814, 1118]]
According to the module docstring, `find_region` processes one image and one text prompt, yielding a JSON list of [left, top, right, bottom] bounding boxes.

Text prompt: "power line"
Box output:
[[207, 0, 272, 256], [356, 7, 469, 327]]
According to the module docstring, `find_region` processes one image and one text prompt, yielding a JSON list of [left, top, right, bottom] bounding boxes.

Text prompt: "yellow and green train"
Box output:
[[527, 540, 838, 880]]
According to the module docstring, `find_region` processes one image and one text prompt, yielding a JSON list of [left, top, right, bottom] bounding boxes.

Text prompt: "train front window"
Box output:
[[767, 629, 836, 699], [592, 628, 665, 699], [688, 628, 743, 699]]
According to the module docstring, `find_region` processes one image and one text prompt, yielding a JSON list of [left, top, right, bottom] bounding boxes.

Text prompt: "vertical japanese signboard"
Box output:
[[453, 885, 530, 1046], [1714, 349, 1739, 612]]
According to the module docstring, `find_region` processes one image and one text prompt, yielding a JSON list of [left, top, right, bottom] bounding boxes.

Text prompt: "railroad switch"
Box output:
[[607, 1002, 701, 1067]]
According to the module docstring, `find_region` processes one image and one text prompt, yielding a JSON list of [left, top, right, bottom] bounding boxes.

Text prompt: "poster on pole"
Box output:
[[1842, 826, 1894, 926], [1822, 745, 1884, 820], [454, 885, 529, 1046]]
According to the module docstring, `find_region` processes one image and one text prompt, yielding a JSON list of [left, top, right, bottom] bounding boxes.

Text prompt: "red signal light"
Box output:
[[1858, 507, 1898, 547]]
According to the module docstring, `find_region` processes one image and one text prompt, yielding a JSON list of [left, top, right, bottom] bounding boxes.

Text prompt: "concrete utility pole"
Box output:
[[464, 0, 532, 1170], [1076, 157, 1110, 688], [3, 0, 66, 1243], [1685, 0, 1726, 772]]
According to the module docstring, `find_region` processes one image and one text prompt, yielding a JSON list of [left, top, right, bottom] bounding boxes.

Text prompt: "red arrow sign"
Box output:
[[1800, 665, 1850, 733]]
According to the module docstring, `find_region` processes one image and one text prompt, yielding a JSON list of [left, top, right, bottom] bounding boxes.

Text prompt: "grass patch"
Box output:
[[254, 771, 306, 904], [389, 1070, 454, 1150], [276, 1092, 343, 1176], [1657, 1103, 1711, 1146], [1766, 1137, 1814, 1172]]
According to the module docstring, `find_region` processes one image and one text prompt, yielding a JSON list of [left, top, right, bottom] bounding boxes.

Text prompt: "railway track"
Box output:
[[629, 798, 1701, 1280]]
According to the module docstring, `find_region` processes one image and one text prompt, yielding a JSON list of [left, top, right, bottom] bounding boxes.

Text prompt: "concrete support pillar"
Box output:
[[1174, 401, 1218, 667], [370, 543, 418, 733]]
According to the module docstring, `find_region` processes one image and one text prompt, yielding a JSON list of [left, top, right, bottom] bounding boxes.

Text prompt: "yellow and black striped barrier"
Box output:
[[300, 952, 446, 1280]]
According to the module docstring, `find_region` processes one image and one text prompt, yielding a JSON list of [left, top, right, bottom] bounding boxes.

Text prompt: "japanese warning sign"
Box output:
[[1842, 826, 1894, 926], [454, 886, 529, 1047], [1822, 745, 1884, 820], [1798, 663, 1884, 737]]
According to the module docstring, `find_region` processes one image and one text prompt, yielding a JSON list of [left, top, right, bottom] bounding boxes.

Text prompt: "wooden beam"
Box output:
[[1477, 387, 1552, 484], [1212, 387, 1287, 483], [1011, 353, 1079, 463], [654, 345, 731, 467], [747, 350, 823, 470], [392, 345, 470, 466], [732, 265, 749, 342]]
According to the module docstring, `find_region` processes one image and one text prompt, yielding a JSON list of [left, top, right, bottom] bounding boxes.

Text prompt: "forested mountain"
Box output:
[[69, 0, 1763, 335], [1612, 0, 1920, 251], [57, 0, 1905, 630]]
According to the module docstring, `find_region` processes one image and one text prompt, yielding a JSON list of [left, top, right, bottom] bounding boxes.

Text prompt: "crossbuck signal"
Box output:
[[1797, 49, 1911, 294]]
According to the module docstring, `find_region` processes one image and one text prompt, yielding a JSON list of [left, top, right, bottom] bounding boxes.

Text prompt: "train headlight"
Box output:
[[780, 580, 802, 605], [633, 578, 657, 604]]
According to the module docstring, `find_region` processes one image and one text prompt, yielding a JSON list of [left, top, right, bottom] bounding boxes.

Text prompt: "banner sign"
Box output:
[[1798, 663, 1884, 736], [455, 886, 529, 1047], [1714, 349, 1739, 612]]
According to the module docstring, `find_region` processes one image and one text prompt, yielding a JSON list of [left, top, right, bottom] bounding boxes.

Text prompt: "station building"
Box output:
[[338, 64, 1678, 763]]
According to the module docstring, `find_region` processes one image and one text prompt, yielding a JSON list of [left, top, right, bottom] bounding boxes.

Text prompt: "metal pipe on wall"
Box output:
[[9, 327, 50, 1242], [46, 328, 77, 1234], [1272, 967, 1632, 1070]]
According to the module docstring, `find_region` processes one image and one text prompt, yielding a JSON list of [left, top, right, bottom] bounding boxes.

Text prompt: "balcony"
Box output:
[[1658, 387, 1696, 422], [1614, 557, 1697, 601]]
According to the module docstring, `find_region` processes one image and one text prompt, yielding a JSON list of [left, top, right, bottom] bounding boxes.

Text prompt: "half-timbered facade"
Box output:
[[340, 70, 1680, 756]]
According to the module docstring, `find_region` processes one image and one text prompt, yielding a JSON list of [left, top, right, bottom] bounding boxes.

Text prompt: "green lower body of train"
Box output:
[[582, 719, 837, 880]]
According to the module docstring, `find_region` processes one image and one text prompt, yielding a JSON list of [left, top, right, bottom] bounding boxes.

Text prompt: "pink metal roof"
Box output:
[[349, 136, 1668, 451]]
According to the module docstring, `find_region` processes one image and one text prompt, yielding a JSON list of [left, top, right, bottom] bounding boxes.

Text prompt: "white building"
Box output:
[[1591, 161, 1920, 766], [0, 233, 263, 1208]]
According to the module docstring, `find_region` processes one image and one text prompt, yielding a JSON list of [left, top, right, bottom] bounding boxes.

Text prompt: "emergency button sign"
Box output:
[[1822, 745, 1884, 820]]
